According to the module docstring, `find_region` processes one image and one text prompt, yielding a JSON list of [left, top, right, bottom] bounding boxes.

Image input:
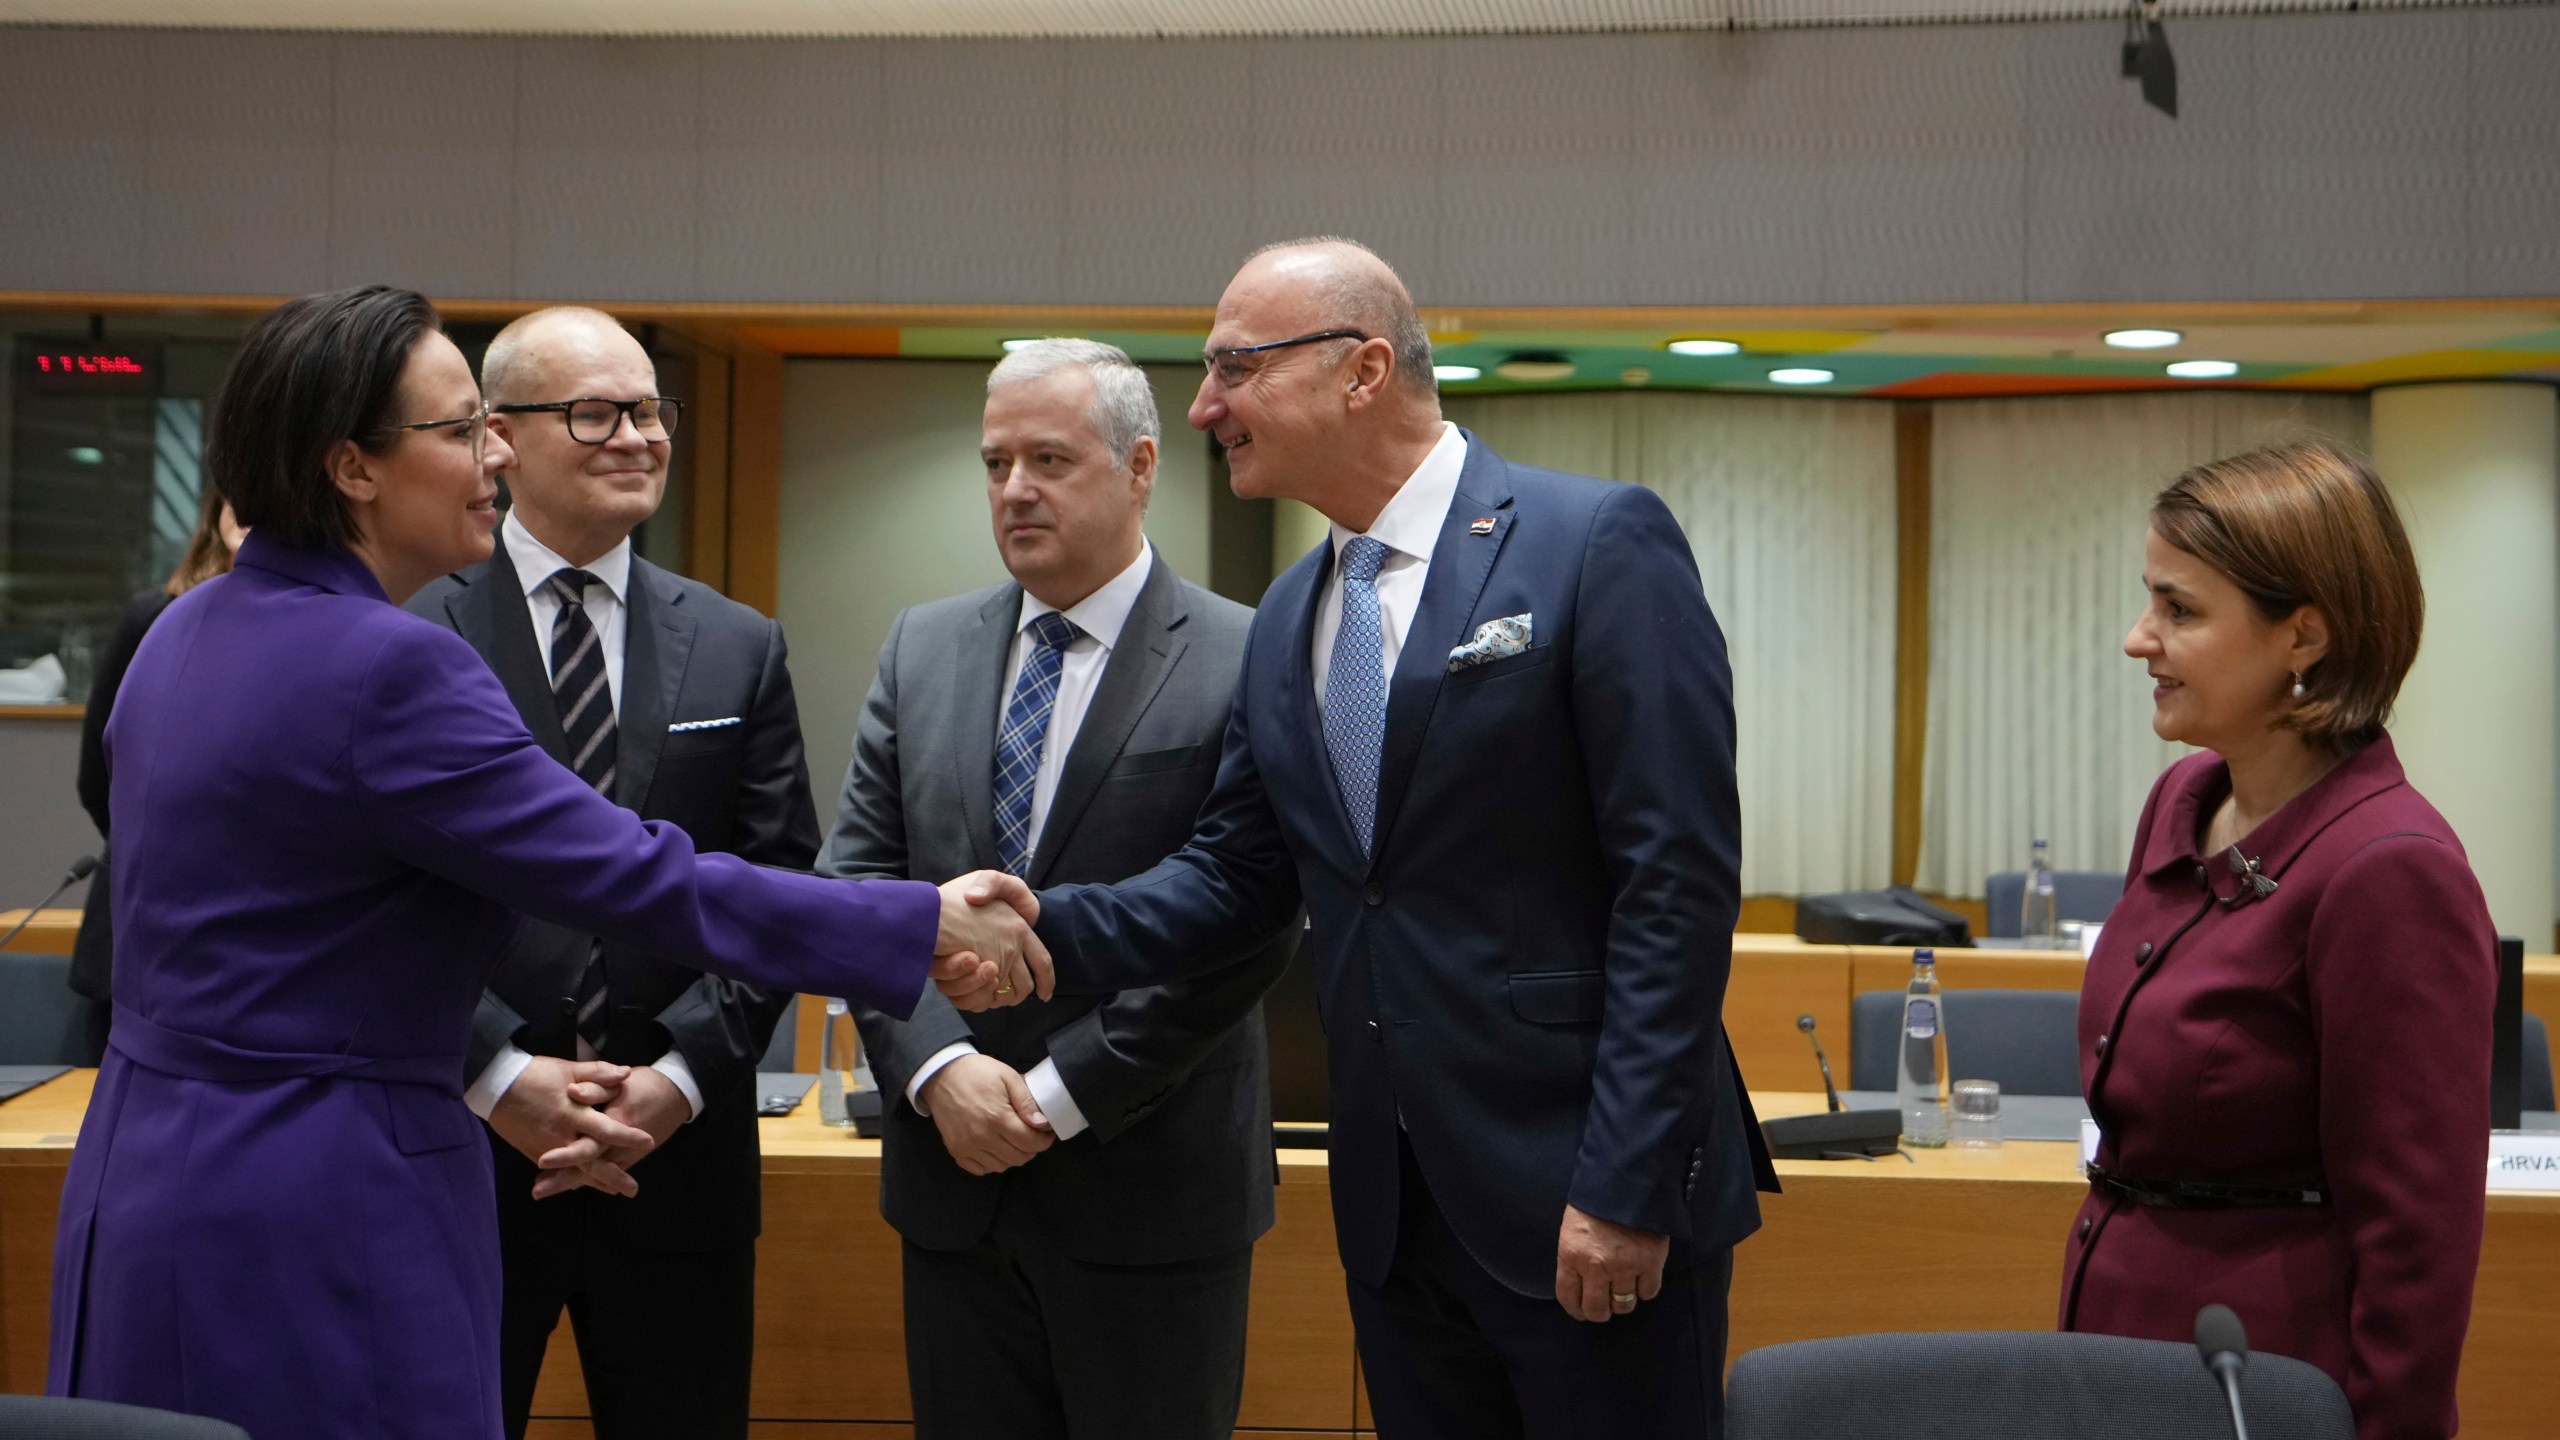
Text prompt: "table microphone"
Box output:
[[2195, 1303, 2251, 1440], [1759, 1015, 1901, 1159], [1798, 1015, 1845, 1114], [0, 854, 98, 951]]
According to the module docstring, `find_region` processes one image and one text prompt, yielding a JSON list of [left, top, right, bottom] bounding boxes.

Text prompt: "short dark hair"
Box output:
[[206, 286, 442, 551], [2151, 440, 2425, 753]]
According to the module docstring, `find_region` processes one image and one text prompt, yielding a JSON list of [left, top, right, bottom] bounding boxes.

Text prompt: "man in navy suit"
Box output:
[[982, 238, 1777, 1439]]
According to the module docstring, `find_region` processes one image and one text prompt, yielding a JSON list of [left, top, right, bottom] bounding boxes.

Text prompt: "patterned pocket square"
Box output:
[[667, 716, 743, 733], [1447, 614, 1532, 672]]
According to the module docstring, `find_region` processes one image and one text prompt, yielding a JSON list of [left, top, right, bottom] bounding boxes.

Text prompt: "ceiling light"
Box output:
[[1433, 364, 1482, 383], [2104, 328, 2182, 349], [999, 338, 1038, 352], [67, 447, 104, 465], [1620, 367, 1653, 387], [1494, 353, 1575, 383], [1769, 368, 1835, 386], [1666, 339, 1741, 357], [2166, 360, 2239, 379]]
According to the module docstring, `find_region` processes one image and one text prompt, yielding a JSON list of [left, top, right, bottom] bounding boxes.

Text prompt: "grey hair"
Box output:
[[987, 338, 1161, 471], [480, 305, 632, 406], [1246, 236, 1436, 396]]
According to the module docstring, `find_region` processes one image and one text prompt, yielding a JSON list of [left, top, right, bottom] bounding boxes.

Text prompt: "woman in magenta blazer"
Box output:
[[2063, 441, 2496, 1440]]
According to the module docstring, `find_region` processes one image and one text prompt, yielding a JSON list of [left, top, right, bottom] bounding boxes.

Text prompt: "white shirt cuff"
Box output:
[[1024, 1057, 1089, 1141], [905, 1041, 979, 1117], [650, 1047, 705, 1121], [465, 1043, 537, 1121]]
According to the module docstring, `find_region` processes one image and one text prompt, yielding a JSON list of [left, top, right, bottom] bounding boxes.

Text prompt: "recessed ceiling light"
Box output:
[[999, 338, 1038, 352], [1620, 366, 1653, 387], [2104, 328, 2183, 349], [2166, 360, 2240, 379], [1433, 364, 1482, 383], [1769, 368, 1835, 386], [1667, 338, 1741, 357], [67, 446, 104, 465], [1494, 353, 1575, 383]]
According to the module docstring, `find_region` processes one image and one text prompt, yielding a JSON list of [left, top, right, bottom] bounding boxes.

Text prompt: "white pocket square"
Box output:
[[1447, 615, 1532, 672], [667, 716, 742, 733]]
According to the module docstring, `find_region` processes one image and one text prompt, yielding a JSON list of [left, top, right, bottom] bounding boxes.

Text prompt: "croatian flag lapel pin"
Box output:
[[1469, 517, 1496, 535]]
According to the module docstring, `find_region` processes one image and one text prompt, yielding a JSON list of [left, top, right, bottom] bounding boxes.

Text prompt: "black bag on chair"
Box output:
[[1793, 887, 1973, 947]]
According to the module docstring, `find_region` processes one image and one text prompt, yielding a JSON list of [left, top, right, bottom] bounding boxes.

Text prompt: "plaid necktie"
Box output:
[[993, 611, 1082, 876], [1324, 537, 1391, 855], [546, 568, 618, 1049]]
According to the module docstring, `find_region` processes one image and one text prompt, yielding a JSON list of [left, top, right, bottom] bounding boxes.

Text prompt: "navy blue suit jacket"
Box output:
[[1037, 433, 1776, 1298]]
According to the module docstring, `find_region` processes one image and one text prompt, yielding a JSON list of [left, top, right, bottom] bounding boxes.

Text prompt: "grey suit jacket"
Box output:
[[821, 553, 1296, 1265]]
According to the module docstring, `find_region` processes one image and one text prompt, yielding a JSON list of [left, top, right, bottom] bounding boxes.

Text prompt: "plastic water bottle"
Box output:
[[2022, 837, 2059, 947], [818, 998, 855, 1128], [1897, 949, 1951, 1147]]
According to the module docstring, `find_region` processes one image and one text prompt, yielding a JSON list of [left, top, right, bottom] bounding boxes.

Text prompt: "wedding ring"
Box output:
[[1610, 1291, 1638, 1309]]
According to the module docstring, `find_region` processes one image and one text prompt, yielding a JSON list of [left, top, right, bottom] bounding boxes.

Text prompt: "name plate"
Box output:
[[2488, 1131, 2560, 1191]]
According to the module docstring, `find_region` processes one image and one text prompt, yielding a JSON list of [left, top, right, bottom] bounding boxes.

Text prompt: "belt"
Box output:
[[110, 1003, 461, 1091], [2086, 1160, 2325, 1209]]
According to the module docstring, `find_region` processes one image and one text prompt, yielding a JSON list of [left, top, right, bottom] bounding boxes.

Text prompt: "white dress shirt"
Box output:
[[904, 540, 1157, 1140], [463, 514, 704, 1123], [1311, 422, 1468, 710]]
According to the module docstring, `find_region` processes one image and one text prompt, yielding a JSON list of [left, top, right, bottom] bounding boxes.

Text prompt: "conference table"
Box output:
[[3, 935, 2557, 1437]]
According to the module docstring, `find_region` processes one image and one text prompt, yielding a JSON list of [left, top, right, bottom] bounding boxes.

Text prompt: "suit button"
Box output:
[[1363, 883, 1385, 907], [2078, 1217, 2093, 1239], [2133, 942, 2154, 964], [2095, 1035, 2111, 1056], [2194, 864, 2211, 887]]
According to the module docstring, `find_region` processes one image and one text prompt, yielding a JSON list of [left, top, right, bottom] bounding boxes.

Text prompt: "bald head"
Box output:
[[481, 306, 651, 408], [1241, 238, 1436, 398]]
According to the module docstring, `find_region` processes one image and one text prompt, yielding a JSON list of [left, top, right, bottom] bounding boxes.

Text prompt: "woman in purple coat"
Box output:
[[2063, 442, 2495, 1440], [47, 287, 1046, 1439]]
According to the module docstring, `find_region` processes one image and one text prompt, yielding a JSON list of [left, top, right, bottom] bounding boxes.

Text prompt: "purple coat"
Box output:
[[49, 535, 938, 1439], [2062, 734, 2495, 1440]]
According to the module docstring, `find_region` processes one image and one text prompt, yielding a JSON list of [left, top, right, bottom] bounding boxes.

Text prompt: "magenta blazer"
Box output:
[[50, 535, 940, 1440], [2063, 734, 2495, 1440]]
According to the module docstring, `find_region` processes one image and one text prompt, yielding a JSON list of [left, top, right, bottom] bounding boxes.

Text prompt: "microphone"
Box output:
[[2195, 1304, 2250, 1440], [1798, 1014, 1844, 1113], [0, 854, 99, 952]]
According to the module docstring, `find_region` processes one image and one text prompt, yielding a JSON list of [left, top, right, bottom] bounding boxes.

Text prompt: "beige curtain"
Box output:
[[1445, 392, 1898, 896], [1917, 391, 2371, 896]]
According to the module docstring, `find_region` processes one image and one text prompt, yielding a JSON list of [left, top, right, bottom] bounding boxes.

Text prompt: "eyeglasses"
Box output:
[[492, 397, 683, 445], [1201, 330, 1368, 388], [395, 404, 492, 463]]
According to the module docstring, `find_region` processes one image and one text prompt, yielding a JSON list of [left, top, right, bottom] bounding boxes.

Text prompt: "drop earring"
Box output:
[[2291, 672, 2306, 701]]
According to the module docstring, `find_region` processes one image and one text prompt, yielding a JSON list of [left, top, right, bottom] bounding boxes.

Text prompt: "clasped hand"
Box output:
[[488, 1055, 677, 1201], [931, 871, 1053, 1011]]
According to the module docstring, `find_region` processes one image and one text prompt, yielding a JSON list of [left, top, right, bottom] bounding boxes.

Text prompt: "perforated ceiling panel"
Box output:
[[0, 0, 2527, 36]]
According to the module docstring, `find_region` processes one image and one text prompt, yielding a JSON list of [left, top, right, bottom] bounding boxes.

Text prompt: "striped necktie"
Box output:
[[1324, 537, 1391, 855], [546, 568, 618, 1049], [993, 611, 1081, 876]]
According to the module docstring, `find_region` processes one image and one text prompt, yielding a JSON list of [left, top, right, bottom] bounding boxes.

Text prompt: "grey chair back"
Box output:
[[1984, 869, 2126, 939], [0, 952, 103, 1066], [1850, 988, 2085, 1096], [0, 1395, 253, 1439], [1727, 1330, 2353, 1440], [760, 993, 801, 1072], [2526, 1012, 2555, 1113]]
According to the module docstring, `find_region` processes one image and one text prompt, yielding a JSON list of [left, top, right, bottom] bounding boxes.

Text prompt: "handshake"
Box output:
[[929, 870, 1054, 1012]]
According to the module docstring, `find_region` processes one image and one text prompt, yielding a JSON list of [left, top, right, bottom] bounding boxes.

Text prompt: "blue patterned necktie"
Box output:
[[1324, 537, 1392, 855], [993, 610, 1082, 876], [545, 568, 618, 1050]]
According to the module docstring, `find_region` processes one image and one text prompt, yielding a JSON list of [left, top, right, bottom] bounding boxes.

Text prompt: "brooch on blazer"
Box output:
[[2217, 845, 2279, 907]]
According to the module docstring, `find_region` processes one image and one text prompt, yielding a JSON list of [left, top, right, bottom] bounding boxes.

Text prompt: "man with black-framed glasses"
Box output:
[[407, 305, 816, 1440]]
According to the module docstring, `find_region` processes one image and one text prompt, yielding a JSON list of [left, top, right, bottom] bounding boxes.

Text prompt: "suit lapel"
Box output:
[[460, 541, 570, 761], [951, 586, 1018, 873], [615, 558, 695, 812], [1028, 556, 1188, 887], [1367, 439, 1517, 869]]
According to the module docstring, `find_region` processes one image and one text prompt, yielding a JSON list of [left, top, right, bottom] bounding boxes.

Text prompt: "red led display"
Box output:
[[35, 352, 148, 376], [18, 340, 161, 397]]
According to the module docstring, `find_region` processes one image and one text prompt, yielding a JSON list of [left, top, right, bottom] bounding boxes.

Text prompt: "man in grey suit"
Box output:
[[819, 339, 1297, 1440]]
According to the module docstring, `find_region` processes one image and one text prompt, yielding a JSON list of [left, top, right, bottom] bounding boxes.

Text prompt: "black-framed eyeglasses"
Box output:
[[493, 396, 683, 445], [1201, 330, 1368, 388], [395, 404, 492, 462]]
